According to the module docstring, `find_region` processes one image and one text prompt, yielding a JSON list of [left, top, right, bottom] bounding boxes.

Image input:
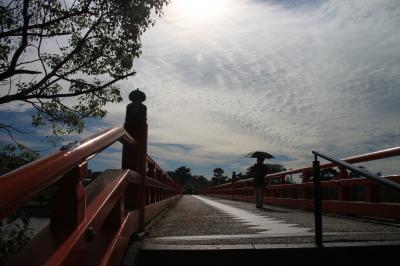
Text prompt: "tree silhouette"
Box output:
[[211, 167, 227, 185], [0, 0, 169, 139], [167, 167, 210, 194], [320, 168, 338, 181], [167, 166, 192, 185]]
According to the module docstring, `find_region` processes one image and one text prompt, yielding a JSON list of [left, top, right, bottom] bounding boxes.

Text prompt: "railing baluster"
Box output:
[[313, 155, 323, 247], [50, 162, 87, 233]]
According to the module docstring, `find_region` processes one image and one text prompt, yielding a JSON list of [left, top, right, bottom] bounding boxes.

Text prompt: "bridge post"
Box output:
[[122, 89, 148, 230], [313, 156, 323, 247], [50, 162, 87, 233]]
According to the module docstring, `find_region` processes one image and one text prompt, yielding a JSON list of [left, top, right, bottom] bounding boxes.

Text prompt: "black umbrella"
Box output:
[[244, 151, 274, 159]]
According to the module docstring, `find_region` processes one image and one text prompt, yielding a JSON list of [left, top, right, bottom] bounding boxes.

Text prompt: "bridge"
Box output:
[[1, 90, 400, 265]]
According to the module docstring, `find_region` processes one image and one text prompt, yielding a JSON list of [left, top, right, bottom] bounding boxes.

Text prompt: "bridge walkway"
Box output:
[[123, 195, 400, 265]]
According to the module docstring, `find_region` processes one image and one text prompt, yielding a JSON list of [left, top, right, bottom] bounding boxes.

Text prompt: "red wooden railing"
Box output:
[[200, 147, 400, 220], [0, 124, 181, 265]]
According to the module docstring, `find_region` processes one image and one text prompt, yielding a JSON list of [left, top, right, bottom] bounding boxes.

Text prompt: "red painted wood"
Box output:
[[1, 102, 181, 265], [101, 211, 140, 266], [50, 162, 87, 234], [201, 147, 400, 221], [123, 120, 148, 230], [211, 194, 400, 220], [0, 127, 133, 219], [7, 170, 130, 265]]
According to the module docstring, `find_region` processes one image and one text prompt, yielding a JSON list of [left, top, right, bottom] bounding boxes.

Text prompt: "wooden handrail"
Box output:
[[1, 91, 182, 265], [223, 147, 400, 184], [200, 147, 400, 220], [146, 155, 175, 184], [0, 127, 135, 219]]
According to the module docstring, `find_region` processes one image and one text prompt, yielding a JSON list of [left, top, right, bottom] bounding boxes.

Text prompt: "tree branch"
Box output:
[[28, 71, 135, 99], [0, 7, 119, 105], [0, 0, 93, 38], [0, 22, 99, 104], [21, 13, 106, 95], [10, 69, 41, 75], [38, 7, 48, 77], [0, 122, 32, 148], [0, 0, 30, 81]]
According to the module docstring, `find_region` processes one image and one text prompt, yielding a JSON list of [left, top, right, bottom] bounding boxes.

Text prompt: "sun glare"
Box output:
[[175, 0, 227, 19]]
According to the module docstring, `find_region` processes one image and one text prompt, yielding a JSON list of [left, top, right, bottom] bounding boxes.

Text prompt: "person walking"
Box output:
[[250, 157, 268, 208]]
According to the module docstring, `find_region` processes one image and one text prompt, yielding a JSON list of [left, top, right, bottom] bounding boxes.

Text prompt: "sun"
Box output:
[[175, 0, 227, 19]]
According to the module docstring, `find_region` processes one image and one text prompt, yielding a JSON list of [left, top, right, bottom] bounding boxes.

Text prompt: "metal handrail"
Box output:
[[311, 150, 400, 248], [312, 150, 400, 192]]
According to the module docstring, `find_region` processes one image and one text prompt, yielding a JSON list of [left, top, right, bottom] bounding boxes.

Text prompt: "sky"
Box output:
[[1, 0, 400, 178]]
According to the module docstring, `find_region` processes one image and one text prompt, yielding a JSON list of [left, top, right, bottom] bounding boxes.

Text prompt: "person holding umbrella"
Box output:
[[245, 151, 274, 209]]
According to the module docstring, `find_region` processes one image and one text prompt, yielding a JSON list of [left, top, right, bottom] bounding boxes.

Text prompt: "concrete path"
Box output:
[[142, 195, 400, 247]]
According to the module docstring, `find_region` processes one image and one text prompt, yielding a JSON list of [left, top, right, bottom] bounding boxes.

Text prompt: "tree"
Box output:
[[349, 166, 369, 179], [167, 166, 192, 185], [211, 167, 227, 185], [189, 175, 209, 194], [320, 168, 338, 181], [0, 0, 169, 139], [192, 175, 209, 187], [0, 144, 39, 264], [0, 143, 39, 174], [266, 163, 286, 174], [213, 167, 224, 177], [167, 167, 211, 194]]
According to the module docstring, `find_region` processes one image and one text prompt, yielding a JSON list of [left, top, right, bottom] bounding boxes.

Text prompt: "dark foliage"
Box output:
[[0, 0, 169, 139], [0, 144, 39, 264]]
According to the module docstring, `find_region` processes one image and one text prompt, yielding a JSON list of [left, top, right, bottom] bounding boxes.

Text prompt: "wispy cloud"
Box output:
[[108, 0, 400, 175]]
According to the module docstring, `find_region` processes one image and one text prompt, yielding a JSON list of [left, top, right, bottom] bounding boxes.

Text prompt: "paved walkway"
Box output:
[[142, 195, 400, 247]]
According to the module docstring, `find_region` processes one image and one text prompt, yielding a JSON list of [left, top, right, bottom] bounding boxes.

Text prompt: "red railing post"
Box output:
[[122, 89, 148, 230], [50, 162, 87, 233], [231, 172, 237, 200], [338, 167, 350, 201], [366, 183, 380, 202], [156, 169, 163, 200], [280, 174, 286, 184], [265, 177, 271, 197], [302, 169, 312, 199]]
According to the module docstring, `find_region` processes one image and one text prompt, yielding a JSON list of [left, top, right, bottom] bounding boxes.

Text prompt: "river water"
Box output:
[[29, 217, 49, 235]]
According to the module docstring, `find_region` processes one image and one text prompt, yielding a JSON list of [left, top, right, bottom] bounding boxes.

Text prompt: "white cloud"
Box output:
[[107, 0, 400, 176]]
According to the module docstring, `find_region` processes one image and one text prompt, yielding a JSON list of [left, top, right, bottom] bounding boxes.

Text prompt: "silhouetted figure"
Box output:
[[250, 157, 268, 208]]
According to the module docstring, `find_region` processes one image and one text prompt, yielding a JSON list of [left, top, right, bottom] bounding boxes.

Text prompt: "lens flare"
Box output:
[[175, 0, 227, 19]]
